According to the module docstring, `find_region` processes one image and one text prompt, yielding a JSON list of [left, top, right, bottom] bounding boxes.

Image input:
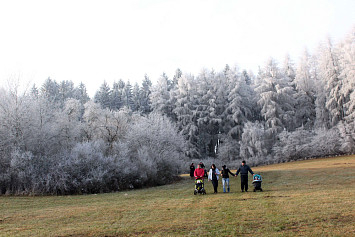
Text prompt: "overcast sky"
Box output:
[[0, 0, 354, 96]]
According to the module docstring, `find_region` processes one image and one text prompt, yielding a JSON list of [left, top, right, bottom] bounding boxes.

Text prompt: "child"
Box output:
[[252, 174, 263, 192]]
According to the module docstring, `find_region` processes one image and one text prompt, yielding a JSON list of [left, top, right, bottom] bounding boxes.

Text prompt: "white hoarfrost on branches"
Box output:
[[0, 27, 354, 195]]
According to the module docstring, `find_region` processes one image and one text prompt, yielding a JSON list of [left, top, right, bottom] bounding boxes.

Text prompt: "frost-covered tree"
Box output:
[[173, 74, 199, 158], [132, 82, 141, 112], [73, 82, 90, 106], [218, 67, 256, 160], [239, 121, 269, 165], [41, 77, 59, 104], [339, 28, 355, 113], [255, 58, 296, 134], [139, 74, 152, 114], [110, 80, 124, 111], [194, 69, 223, 157], [294, 49, 316, 129], [172, 68, 182, 87], [150, 73, 176, 119], [123, 113, 187, 185], [272, 128, 314, 162], [319, 38, 344, 127], [57, 99, 83, 148], [58, 80, 75, 106], [94, 81, 111, 109], [225, 67, 255, 139], [83, 101, 130, 151], [337, 28, 355, 153], [31, 84, 39, 98], [123, 81, 134, 110]]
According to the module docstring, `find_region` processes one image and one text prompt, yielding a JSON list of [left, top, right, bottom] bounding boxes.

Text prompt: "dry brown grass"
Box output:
[[0, 155, 354, 236]]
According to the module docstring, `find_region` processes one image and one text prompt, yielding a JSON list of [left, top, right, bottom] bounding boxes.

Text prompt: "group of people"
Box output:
[[190, 160, 254, 193]]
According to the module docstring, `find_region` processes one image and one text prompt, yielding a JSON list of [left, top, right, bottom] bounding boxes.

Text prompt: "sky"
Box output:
[[0, 0, 354, 96]]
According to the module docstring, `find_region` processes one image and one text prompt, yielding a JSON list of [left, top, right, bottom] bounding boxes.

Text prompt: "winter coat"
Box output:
[[221, 168, 235, 178], [236, 165, 254, 176], [208, 168, 220, 181], [194, 168, 205, 179], [189, 165, 195, 177]]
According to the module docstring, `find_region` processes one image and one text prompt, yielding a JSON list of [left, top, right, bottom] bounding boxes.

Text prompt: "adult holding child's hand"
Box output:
[[235, 160, 254, 192]]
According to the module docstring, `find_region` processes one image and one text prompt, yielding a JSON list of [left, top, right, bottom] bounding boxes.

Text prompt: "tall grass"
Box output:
[[0, 155, 354, 236]]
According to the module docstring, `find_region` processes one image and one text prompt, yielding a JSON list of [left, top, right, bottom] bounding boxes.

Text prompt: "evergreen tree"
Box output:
[[74, 82, 90, 106], [31, 84, 39, 98], [140, 74, 152, 114], [172, 68, 182, 87], [123, 81, 134, 109], [337, 28, 355, 153], [173, 75, 199, 158], [41, 77, 59, 104], [132, 82, 141, 112], [58, 80, 75, 106], [150, 73, 175, 119], [255, 58, 296, 134], [111, 81, 123, 111], [294, 49, 316, 129], [319, 38, 344, 127], [94, 81, 111, 109]]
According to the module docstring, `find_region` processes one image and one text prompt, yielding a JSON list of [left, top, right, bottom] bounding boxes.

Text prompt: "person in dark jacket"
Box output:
[[235, 160, 254, 192], [199, 162, 208, 178], [189, 163, 195, 178], [221, 165, 235, 193]]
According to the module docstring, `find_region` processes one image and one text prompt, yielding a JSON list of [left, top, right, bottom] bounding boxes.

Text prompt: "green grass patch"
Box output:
[[1, 155, 354, 236]]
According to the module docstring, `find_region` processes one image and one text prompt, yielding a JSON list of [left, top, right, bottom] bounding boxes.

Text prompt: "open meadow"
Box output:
[[0, 155, 354, 236]]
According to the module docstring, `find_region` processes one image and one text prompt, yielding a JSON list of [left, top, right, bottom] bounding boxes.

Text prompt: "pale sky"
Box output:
[[0, 0, 354, 96]]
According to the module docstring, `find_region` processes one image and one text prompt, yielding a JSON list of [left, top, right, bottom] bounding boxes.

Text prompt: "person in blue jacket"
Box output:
[[235, 160, 254, 192]]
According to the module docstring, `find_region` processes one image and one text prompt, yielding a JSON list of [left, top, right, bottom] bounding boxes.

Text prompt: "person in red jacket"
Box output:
[[194, 164, 205, 180]]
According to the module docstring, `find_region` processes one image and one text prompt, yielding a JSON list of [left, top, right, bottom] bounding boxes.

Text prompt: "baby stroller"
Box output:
[[252, 174, 263, 192], [194, 178, 206, 195]]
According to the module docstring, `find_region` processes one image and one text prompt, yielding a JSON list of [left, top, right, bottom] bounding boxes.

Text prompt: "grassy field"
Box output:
[[0, 155, 354, 236]]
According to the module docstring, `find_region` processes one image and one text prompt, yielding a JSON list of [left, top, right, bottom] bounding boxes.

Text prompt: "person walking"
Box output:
[[194, 164, 205, 180], [189, 163, 195, 179], [199, 162, 208, 179], [221, 165, 235, 193], [235, 160, 254, 192], [208, 164, 220, 194]]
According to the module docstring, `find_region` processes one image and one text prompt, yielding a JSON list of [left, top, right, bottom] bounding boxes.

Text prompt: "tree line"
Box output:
[[0, 28, 354, 195]]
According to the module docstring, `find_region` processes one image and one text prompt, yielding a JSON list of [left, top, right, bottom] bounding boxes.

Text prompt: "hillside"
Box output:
[[0, 155, 354, 236]]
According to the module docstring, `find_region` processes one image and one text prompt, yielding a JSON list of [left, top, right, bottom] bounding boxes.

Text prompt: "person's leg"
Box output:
[[214, 180, 218, 193], [222, 178, 226, 192], [240, 176, 244, 191], [226, 178, 230, 192], [244, 175, 249, 192], [241, 175, 248, 192]]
